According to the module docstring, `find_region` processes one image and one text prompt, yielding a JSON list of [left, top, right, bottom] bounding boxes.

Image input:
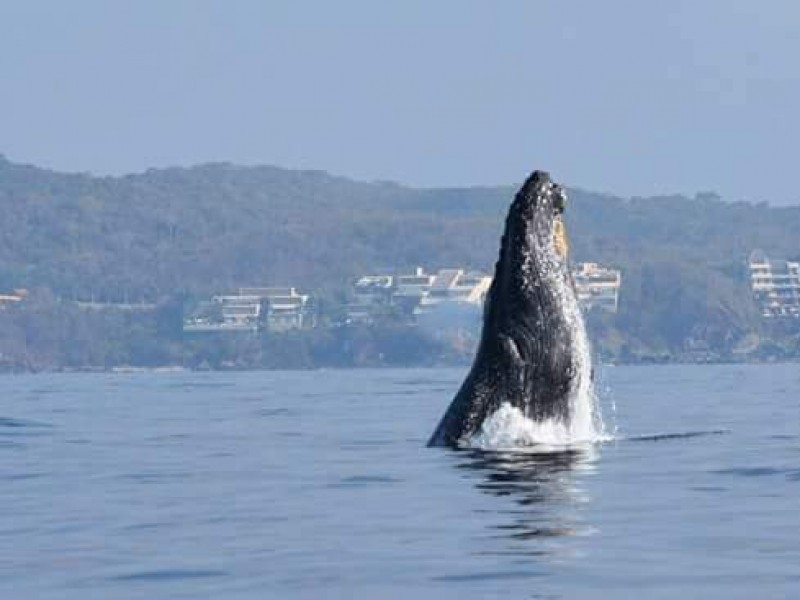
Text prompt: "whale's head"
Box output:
[[492, 170, 569, 310]]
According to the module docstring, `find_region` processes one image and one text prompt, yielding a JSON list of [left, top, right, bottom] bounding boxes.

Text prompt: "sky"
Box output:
[[1, 1, 800, 203]]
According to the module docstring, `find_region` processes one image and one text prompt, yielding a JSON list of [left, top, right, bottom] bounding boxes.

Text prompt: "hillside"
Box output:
[[0, 155, 507, 298], [1, 154, 799, 368]]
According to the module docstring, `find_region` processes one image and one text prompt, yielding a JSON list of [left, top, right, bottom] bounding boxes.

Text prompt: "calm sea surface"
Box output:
[[1, 364, 799, 599]]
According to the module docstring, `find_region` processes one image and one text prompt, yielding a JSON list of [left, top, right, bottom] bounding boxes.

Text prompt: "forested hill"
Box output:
[[2, 154, 800, 361], [0, 154, 509, 297]]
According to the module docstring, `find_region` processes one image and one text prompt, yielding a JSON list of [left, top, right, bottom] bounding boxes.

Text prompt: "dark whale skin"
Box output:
[[428, 170, 583, 448]]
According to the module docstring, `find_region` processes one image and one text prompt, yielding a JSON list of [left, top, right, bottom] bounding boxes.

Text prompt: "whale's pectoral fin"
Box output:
[[499, 334, 523, 367], [498, 334, 530, 401]]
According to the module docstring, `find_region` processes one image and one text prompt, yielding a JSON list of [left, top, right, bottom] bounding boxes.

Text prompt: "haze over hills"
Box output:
[[1, 153, 799, 368]]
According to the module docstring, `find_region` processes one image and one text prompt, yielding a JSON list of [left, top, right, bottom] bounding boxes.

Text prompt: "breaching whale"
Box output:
[[428, 170, 591, 448]]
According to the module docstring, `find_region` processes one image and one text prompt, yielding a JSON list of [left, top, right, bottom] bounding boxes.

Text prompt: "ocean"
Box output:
[[1, 364, 799, 598]]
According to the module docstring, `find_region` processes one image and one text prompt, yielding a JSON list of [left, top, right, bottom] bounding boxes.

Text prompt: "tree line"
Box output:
[[1, 154, 799, 370]]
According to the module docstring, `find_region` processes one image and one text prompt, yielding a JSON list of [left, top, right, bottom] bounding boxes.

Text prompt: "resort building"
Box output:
[[418, 269, 492, 313], [748, 250, 800, 318], [184, 287, 313, 332], [572, 263, 622, 313], [352, 275, 395, 306], [259, 288, 313, 332], [345, 267, 492, 323], [393, 268, 437, 304]]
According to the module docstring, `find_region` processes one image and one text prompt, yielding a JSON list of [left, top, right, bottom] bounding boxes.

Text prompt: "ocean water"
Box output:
[[1, 364, 799, 599]]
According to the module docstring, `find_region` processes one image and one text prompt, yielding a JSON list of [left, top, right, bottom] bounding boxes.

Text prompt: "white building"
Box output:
[[184, 287, 313, 332], [345, 267, 492, 322], [572, 262, 622, 313], [261, 289, 312, 331], [393, 268, 436, 302], [748, 250, 800, 318], [418, 269, 492, 313], [183, 295, 261, 332], [220, 295, 261, 322], [353, 275, 394, 306]]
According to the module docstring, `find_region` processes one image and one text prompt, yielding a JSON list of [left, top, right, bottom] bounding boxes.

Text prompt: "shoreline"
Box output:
[[1, 357, 798, 376]]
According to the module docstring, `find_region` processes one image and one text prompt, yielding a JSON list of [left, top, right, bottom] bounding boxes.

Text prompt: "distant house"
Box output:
[[0, 289, 27, 310], [184, 295, 261, 332], [748, 250, 800, 318], [417, 269, 492, 314], [184, 287, 313, 332], [218, 295, 262, 329], [257, 288, 313, 332], [353, 276, 394, 306], [572, 263, 622, 313], [345, 267, 492, 323], [393, 268, 436, 304]]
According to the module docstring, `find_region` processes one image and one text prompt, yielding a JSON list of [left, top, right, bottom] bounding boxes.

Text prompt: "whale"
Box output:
[[428, 170, 590, 448]]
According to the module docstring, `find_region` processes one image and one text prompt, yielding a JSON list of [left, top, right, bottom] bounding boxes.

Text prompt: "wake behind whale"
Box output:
[[428, 171, 603, 449]]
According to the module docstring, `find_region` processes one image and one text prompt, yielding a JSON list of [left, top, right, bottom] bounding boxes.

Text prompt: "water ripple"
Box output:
[[328, 475, 402, 488], [108, 569, 228, 582], [431, 569, 541, 582]]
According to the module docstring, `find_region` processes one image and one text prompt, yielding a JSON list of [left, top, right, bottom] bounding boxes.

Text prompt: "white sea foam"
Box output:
[[471, 401, 611, 451]]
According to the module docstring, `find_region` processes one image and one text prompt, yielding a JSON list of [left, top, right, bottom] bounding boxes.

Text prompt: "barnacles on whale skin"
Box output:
[[552, 183, 567, 215]]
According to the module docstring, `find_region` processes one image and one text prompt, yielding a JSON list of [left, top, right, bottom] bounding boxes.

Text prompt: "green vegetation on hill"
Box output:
[[0, 154, 798, 370]]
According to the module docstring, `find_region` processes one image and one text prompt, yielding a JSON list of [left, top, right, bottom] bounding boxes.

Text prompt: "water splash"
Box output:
[[471, 402, 611, 451]]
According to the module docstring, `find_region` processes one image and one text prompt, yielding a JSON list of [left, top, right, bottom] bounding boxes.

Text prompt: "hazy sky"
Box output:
[[2, 1, 800, 203]]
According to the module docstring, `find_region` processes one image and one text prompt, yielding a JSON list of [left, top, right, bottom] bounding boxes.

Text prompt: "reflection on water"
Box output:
[[456, 447, 598, 553]]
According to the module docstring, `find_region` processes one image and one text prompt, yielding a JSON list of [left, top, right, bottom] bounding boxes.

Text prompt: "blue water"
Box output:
[[1, 365, 799, 599]]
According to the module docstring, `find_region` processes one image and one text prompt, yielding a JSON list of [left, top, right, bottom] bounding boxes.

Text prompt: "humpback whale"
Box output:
[[428, 171, 592, 448]]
